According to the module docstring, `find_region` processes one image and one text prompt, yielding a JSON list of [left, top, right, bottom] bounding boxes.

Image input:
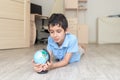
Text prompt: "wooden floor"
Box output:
[[0, 44, 120, 80]]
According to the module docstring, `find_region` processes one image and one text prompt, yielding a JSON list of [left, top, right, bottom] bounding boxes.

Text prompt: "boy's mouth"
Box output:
[[54, 38, 59, 42]]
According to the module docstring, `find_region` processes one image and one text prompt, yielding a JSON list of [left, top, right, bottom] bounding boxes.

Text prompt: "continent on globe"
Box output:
[[33, 49, 50, 64]]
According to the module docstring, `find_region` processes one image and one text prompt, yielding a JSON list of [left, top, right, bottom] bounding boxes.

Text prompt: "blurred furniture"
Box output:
[[31, 3, 42, 15], [0, 0, 30, 49], [64, 0, 88, 45], [30, 3, 49, 46], [97, 17, 120, 44], [30, 14, 49, 46]]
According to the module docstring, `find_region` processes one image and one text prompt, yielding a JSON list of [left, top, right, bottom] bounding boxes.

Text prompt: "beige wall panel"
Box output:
[[78, 24, 88, 44], [98, 17, 120, 44], [0, 0, 30, 49], [0, 0, 24, 20], [0, 19, 29, 49], [68, 25, 77, 37], [12, 0, 24, 3], [67, 18, 78, 37], [65, 0, 78, 9]]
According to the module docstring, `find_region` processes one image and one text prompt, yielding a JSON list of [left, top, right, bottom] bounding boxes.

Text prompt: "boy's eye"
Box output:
[[49, 31, 54, 33], [57, 30, 62, 33]]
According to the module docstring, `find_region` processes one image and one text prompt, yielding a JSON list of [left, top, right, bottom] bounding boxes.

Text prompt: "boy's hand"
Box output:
[[42, 61, 53, 71], [32, 59, 44, 72]]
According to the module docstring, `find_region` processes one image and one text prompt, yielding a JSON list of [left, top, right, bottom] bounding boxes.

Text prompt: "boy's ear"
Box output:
[[65, 28, 69, 34]]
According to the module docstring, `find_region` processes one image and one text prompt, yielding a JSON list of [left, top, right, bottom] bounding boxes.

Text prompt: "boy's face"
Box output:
[[49, 24, 67, 46]]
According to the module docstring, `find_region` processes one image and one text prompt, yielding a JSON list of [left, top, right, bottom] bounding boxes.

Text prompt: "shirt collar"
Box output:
[[49, 33, 70, 49]]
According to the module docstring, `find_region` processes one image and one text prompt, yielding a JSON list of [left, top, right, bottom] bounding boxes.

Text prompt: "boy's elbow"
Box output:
[[63, 60, 69, 66]]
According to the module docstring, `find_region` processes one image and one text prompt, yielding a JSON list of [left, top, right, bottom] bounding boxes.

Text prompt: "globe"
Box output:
[[34, 49, 49, 64]]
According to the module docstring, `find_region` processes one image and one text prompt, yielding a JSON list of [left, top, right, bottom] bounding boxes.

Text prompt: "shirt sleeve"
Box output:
[[67, 37, 79, 54]]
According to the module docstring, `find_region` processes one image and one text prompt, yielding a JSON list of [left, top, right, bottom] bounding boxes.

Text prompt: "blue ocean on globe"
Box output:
[[34, 49, 49, 64]]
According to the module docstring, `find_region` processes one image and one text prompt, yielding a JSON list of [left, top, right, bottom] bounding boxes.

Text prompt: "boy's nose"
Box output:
[[53, 32, 57, 37]]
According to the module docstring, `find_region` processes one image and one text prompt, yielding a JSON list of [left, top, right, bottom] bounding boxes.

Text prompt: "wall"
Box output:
[[30, 0, 64, 17], [86, 0, 120, 43], [31, 0, 120, 43]]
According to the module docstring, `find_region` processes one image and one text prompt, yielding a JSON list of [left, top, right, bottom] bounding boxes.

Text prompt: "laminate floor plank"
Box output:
[[0, 44, 120, 80]]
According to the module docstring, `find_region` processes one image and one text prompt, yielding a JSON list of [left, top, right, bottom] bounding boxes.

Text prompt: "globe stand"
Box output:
[[37, 70, 48, 74]]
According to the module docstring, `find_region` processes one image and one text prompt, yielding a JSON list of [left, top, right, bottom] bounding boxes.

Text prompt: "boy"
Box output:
[[32, 13, 84, 73]]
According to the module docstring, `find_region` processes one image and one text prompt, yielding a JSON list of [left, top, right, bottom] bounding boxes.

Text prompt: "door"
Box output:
[[0, 0, 30, 49]]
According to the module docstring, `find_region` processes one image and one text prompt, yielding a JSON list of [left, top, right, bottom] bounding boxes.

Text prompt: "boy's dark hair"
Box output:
[[48, 13, 68, 31]]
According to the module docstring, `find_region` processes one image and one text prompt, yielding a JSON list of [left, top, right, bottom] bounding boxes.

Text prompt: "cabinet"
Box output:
[[0, 0, 30, 49], [97, 17, 120, 44], [65, 0, 78, 9], [64, 0, 88, 44], [78, 0, 87, 10]]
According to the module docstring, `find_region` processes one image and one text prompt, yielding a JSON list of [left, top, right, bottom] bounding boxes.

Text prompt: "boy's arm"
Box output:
[[52, 53, 72, 69], [46, 52, 72, 70]]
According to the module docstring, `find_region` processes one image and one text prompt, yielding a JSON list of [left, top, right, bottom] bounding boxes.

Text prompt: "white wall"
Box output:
[[86, 0, 120, 43], [31, 0, 54, 16], [31, 0, 120, 43], [30, 0, 64, 17]]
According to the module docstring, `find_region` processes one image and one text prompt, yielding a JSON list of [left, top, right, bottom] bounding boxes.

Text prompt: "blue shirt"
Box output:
[[47, 33, 81, 63]]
